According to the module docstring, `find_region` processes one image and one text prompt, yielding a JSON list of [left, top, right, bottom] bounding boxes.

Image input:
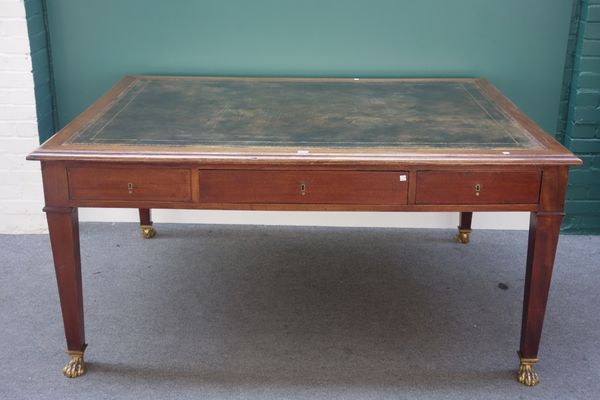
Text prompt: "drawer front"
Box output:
[[415, 171, 541, 205], [199, 170, 408, 205], [68, 167, 192, 202]]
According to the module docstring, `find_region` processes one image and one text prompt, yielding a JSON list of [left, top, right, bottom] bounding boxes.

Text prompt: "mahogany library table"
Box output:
[[27, 76, 581, 385]]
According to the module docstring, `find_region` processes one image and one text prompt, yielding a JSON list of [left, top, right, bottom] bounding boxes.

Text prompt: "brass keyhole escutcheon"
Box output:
[[475, 183, 481, 196], [299, 182, 306, 196], [127, 182, 134, 194]]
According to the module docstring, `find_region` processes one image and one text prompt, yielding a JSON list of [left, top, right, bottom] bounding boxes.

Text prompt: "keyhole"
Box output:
[[127, 182, 134, 194], [300, 183, 306, 196], [475, 183, 481, 196]]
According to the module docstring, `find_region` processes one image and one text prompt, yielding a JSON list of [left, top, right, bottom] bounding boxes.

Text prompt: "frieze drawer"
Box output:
[[415, 170, 542, 205], [199, 170, 409, 205], [68, 166, 192, 202]]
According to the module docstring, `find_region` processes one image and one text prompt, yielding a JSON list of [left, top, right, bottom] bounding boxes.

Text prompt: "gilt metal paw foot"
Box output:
[[517, 357, 539, 386], [454, 228, 471, 244], [63, 351, 85, 378], [141, 225, 156, 239]]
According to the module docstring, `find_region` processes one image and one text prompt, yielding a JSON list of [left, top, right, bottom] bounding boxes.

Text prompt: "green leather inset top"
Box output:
[[69, 78, 539, 149]]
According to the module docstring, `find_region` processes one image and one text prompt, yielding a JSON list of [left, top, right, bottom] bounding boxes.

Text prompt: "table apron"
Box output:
[[58, 162, 544, 211]]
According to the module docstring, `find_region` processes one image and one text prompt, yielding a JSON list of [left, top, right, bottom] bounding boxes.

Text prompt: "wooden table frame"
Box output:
[[28, 76, 581, 385]]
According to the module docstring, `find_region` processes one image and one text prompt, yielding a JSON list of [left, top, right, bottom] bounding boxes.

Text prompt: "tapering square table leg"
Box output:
[[516, 166, 569, 386], [46, 207, 86, 378], [517, 211, 563, 386]]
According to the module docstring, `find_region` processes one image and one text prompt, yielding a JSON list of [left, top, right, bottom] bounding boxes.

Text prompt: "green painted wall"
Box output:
[[25, 0, 56, 142], [46, 0, 573, 135], [562, 0, 600, 234]]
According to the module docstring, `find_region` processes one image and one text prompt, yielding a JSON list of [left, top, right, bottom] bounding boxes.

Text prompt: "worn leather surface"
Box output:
[[69, 78, 538, 149]]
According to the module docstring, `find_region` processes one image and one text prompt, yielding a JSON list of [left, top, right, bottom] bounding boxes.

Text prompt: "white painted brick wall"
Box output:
[[0, 0, 45, 234]]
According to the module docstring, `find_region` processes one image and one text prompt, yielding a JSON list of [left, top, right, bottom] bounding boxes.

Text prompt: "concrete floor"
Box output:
[[1, 223, 598, 399]]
